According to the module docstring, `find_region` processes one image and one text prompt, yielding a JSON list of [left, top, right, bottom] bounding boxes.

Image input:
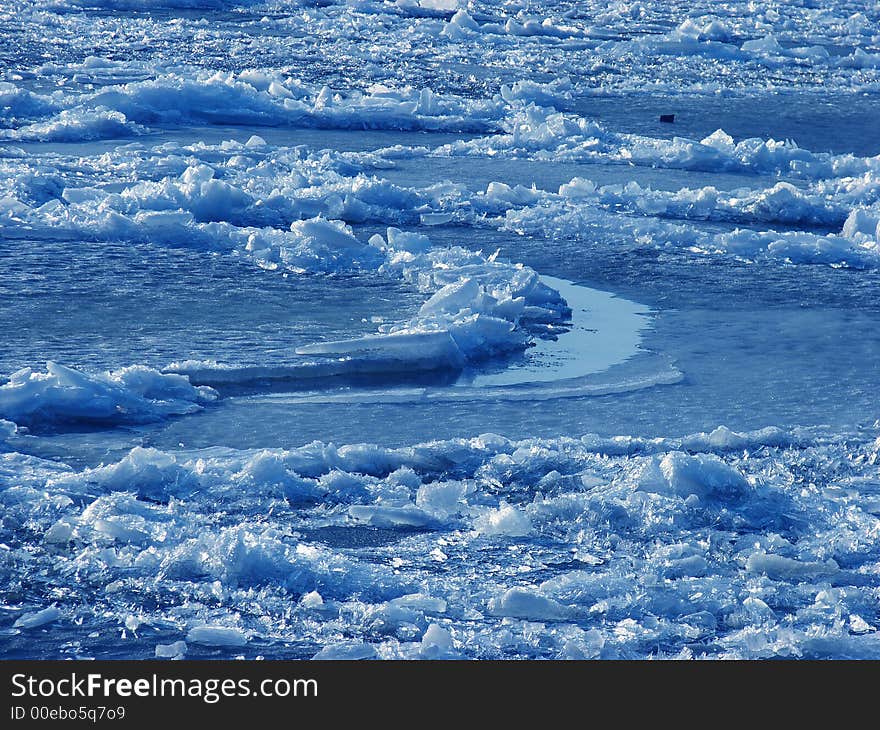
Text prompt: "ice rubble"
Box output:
[[440, 9, 592, 42], [494, 182, 880, 267], [6, 121, 880, 283], [0, 71, 508, 142], [0, 362, 217, 428], [0, 144, 570, 381], [4, 65, 878, 185], [5, 109, 146, 143], [0, 82, 60, 124], [3, 56, 880, 274], [4, 425, 880, 659], [4, 0, 880, 662], [6, 0, 880, 101], [435, 110, 880, 180]]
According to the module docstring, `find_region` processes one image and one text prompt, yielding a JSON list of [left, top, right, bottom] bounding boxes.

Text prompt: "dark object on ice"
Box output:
[[659, 114, 675, 123]]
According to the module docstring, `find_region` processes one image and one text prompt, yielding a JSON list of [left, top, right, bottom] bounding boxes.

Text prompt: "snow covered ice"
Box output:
[[2, 0, 880, 660]]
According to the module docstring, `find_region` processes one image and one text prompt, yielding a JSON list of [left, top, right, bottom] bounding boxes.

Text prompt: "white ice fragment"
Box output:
[[44, 519, 75, 544], [558, 629, 605, 659], [14, 606, 62, 629], [93, 518, 150, 545], [348, 503, 435, 528], [488, 588, 570, 621], [745, 553, 839, 582], [637, 452, 750, 499], [419, 212, 453, 226], [389, 593, 447, 614], [300, 591, 324, 609], [419, 278, 485, 317], [416, 480, 467, 515], [312, 642, 377, 660], [267, 81, 293, 99], [842, 208, 880, 241], [0, 362, 214, 427], [419, 624, 454, 659], [155, 641, 187, 659], [386, 226, 432, 253], [186, 625, 248, 647], [0, 419, 17, 442], [849, 615, 875, 635], [417, 0, 461, 10], [474, 502, 531, 536], [448, 9, 479, 30], [741, 34, 783, 55]]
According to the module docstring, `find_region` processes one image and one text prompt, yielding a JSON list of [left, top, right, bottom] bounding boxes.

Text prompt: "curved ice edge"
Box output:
[[463, 275, 651, 387], [168, 278, 653, 395], [231, 352, 683, 406], [163, 355, 463, 393]]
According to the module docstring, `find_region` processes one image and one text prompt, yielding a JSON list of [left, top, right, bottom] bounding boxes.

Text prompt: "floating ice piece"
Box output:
[[419, 278, 488, 317], [0, 81, 59, 121], [73, 447, 195, 502], [92, 517, 151, 545], [0, 362, 216, 428], [500, 78, 573, 108], [155, 641, 187, 659], [473, 502, 532, 536], [416, 480, 468, 516], [838, 48, 880, 69], [14, 606, 62, 629], [420, 212, 454, 226], [2, 72, 505, 143], [235, 451, 325, 503], [438, 103, 880, 181], [488, 588, 571, 621], [186, 625, 248, 648], [1, 109, 144, 142], [558, 629, 605, 660], [389, 593, 447, 614], [300, 591, 324, 610], [745, 553, 840, 582], [637, 452, 751, 500], [312, 642, 378, 660], [441, 10, 588, 41], [348, 503, 436, 528], [680, 425, 792, 451], [419, 624, 455, 659], [741, 34, 783, 56], [44, 519, 75, 544], [386, 226, 432, 253], [849, 615, 875, 635]]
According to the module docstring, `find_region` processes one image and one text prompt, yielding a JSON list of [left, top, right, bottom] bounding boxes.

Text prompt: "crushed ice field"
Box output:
[[2, 1, 880, 661]]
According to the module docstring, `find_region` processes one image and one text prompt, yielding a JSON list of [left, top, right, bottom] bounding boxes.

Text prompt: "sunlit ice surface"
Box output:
[[2, 0, 880, 660]]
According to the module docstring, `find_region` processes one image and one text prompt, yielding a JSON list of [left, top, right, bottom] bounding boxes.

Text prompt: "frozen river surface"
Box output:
[[2, 0, 880, 660]]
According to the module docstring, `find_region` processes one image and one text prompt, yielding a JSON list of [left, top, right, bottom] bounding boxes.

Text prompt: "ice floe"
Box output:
[[0, 362, 216, 429]]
